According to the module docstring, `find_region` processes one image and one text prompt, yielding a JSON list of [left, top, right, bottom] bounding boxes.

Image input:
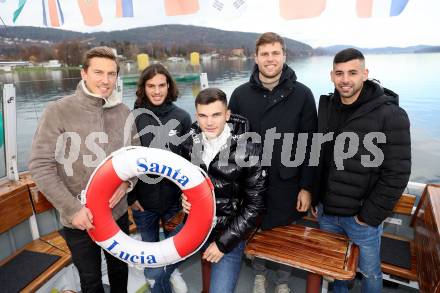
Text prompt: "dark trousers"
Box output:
[[64, 212, 129, 293]]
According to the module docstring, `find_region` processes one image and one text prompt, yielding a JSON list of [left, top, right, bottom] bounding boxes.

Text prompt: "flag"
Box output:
[[279, 0, 326, 20], [77, 0, 103, 26], [206, 0, 247, 20], [42, 0, 64, 27], [390, 0, 409, 16], [13, 0, 27, 23], [116, 0, 134, 17], [357, 0, 410, 18], [164, 0, 199, 16]]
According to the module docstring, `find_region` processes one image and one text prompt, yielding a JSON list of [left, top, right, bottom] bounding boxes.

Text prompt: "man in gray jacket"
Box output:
[[29, 46, 138, 293]]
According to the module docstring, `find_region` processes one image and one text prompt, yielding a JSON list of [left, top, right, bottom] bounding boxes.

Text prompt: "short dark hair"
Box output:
[[195, 88, 227, 107], [256, 32, 286, 55], [83, 46, 119, 74], [135, 63, 179, 107], [333, 48, 365, 64]]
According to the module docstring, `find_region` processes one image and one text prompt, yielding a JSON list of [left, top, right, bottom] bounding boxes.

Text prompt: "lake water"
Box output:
[[1, 53, 439, 183]]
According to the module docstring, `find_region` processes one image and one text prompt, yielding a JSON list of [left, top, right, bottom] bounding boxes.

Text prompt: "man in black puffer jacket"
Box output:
[[311, 48, 411, 293], [181, 88, 266, 293]]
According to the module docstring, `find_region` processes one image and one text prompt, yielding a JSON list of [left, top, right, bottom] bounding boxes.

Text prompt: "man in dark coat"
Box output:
[[229, 32, 317, 293], [311, 48, 411, 292]]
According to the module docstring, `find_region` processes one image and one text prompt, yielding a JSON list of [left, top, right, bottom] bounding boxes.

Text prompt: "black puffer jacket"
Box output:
[[229, 64, 317, 229], [181, 114, 267, 253], [128, 101, 192, 213], [315, 80, 411, 226]]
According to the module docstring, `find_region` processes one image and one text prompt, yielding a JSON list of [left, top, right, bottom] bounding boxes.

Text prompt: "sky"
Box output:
[[1, 0, 439, 48]]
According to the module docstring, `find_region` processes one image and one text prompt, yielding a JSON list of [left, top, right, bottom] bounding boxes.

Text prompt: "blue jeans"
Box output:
[[202, 240, 245, 293], [132, 203, 182, 293], [317, 205, 383, 293]]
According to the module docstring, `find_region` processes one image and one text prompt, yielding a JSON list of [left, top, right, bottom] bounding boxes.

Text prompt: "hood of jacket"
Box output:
[[249, 63, 297, 90], [329, 79, 399, 123]]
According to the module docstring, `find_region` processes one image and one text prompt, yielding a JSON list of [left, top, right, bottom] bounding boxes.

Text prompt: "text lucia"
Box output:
[[136, 158, 189, 187], [107, 240, 158, 264]]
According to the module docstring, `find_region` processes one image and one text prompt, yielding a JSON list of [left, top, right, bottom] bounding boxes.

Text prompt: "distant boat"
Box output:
[[167, 56, 186, 62], [42, 60, 62, 68], [121, 73, 200, 85]]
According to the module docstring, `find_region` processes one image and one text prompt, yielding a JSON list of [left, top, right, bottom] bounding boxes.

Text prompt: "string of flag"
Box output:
[[7, 0, 411, 27]]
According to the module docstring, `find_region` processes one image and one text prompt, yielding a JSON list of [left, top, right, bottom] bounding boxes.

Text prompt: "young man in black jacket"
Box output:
[[181, 88, 266, 293], [128, 64, 192, 293], [229, 32, 317, 293], [311, 48, 411, 292]]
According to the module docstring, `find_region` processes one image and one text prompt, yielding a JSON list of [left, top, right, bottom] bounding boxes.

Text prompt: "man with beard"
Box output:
[[310, 48, 411, 292], [229, 32, 317, 293]]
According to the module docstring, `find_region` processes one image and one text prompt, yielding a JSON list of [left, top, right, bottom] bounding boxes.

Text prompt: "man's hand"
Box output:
[[202, 242, 224, 263], [181, 194, 191, 214], [72, 206, 94, 230], [130, 200, 144, 212], [109, 181, 129, 208], [296, 189, 311, 212]]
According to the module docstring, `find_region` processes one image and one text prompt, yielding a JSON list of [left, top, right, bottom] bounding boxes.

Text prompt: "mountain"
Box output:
[[0, 25, 313, 57]]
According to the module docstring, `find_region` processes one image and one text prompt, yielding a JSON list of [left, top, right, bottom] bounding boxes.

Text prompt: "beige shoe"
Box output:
[[253, 274, 267, 293], [275, 283, 290, 293]]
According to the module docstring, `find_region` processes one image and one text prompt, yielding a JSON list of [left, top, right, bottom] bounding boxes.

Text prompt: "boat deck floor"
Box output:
[[120, 251, 419, 293]]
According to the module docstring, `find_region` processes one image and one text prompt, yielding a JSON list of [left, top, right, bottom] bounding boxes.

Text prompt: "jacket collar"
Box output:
[[188, 114, 248, 170], [250, 63, 297, 91], [78, 80, 122, 109], [323, 79, 399, 128]]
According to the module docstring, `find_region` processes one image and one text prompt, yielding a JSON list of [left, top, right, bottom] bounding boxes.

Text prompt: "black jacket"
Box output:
[[229, 64, 317, 229], [128, 101, 192, 213], [181, 114, 266, 253], [315, 80, 411, 226]]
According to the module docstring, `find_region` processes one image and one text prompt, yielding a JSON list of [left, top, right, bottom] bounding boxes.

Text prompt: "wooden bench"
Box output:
[[301, 194, 419, 287], [245, 187, 440, 292], [412, 184, 440, 292], [0, 178, 71, 293], [245, 220, 359, 293]]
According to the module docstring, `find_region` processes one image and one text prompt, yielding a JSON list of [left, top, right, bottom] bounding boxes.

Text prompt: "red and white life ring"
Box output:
[[85, 146, 215, 267]]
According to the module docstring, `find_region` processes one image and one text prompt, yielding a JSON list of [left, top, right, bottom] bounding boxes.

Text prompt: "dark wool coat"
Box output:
[[229, 64, 318, 229]]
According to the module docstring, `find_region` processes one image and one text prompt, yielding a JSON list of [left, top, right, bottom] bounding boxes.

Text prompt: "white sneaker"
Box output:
[[253, 274, 267, 293], [170, 268, 188, 293], [275, 283, 290, 293]]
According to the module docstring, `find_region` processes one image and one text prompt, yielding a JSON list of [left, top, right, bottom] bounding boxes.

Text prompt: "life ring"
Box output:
[[85, 146, 215, 268]]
